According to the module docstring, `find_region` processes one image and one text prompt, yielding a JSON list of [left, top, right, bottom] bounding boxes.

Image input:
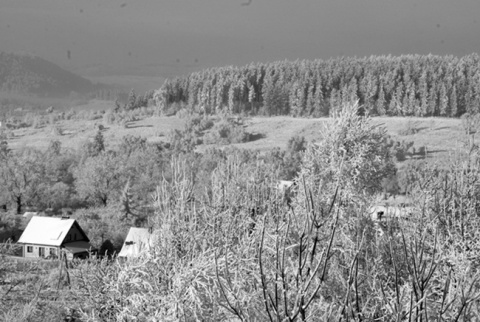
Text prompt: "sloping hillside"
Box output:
[[0, 52, 100, 97], [4, 103, 464, 161]]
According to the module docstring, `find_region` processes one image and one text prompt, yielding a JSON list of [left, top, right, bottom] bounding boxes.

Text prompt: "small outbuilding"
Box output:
[[118, 227, 156, 258], [17, 216, 94, 259], [369, 205, 415, 222]]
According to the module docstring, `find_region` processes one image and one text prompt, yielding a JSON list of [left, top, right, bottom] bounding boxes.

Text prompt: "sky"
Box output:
[[1, 0, 480, 80]]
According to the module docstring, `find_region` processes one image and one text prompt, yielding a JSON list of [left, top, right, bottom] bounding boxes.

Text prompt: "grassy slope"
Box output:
[[4, 100, 466, 159]]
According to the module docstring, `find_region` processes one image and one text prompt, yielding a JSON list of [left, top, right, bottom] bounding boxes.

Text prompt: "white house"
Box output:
[[17, 216, 94, 259], [118, 227, 156, 258]]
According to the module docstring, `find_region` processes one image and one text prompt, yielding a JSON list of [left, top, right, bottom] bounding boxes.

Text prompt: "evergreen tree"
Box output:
[[439, 83, 448, 116], [408, 86, 417, 116], [314, 84, 326, 117], [0, 137, 9, 161], [305, 83, 315, 116], [247, 84, 255, 109], [428, 83, 438, 116], [92, 129, 105, 156], [99, 239, 115, 258], [127, 89, 137, 110], [418, 71, 429, 116], [394, 83, 405, 115], [120, 181, 136, 218], [347, 77, 358, 105], [450, 85, 458, 117], [388, 92, 397, 116], [376, 85, 386, 115]]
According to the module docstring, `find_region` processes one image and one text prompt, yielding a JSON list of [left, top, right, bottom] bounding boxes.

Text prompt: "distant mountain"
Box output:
[[0, 52, 101, 97]]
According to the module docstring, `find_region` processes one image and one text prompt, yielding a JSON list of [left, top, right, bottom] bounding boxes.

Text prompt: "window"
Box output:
[[50, 248, 56, 256], [27, 246, 33, 253], [39, 247, 45, 257]]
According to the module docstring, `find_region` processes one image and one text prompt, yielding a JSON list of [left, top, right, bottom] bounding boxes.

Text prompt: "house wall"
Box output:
[[65, 225, 86, 243], [23, 244, 60, 258]]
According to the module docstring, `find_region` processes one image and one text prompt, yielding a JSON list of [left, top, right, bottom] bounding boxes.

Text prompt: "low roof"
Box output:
[[369, 205, 415, 221], [63, 241, 94, 254], [276, 180, 296, 190], [17, 216, 88, 247], [118, 227, 156, 258]]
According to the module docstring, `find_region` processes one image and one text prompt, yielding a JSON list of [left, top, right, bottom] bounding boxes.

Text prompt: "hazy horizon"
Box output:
[[2, 0, 480, 81]]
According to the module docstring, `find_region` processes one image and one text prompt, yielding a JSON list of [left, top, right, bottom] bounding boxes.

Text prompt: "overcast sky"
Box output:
[[2, 0, 480, 78]]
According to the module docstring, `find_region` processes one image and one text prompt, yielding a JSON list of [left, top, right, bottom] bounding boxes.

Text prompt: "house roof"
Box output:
[[17, 216, 89, 247], [118, 227, 156, 258], [369, 205, 415, 221], [63, 241, 94, 254]]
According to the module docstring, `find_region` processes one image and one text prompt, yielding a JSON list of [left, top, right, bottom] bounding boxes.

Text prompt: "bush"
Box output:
[[103, 110, 115, 125], [184, 114, 215, 134], [203, 117, 251, 145], [385, 138, 414, 161], [65, 109, 76, 120], [165, 102, 186, 116], [88, 111, 103, 121], [51, 125, 63, 136], [398, 118, 421, 136], [32, 115, 43, 129], [48, 113, 56, 125], [22, 113, 36, 128], [99, 239, 115, 258]]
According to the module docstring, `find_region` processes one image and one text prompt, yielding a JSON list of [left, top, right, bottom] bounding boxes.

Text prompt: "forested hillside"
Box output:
[[0, 52, 98, 97], [157, 53, 480, 117]]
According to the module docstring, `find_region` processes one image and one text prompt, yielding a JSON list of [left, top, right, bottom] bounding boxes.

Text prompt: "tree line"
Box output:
[[156, 53, 480, 117]]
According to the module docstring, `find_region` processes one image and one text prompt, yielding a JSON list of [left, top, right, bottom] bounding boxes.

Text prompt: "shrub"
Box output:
[[103, 110, 115, 125], [51, 125, 63, 136], [48, 113, 56, 125], [398, 118, 421, 136], [22, 113, 36, 127], [65, 109, 76, 120], [32, 115, 43, 129], [164, 102, 185, 116], [461, 112, 480, 135], [88, 111, 103, 121], [387, 139, 414, 161], [203, 117, 251, 145], [184, 115, 214, 134], [287, 135, 307, 153]]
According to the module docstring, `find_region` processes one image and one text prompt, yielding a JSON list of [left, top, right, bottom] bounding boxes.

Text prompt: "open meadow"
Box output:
[[3, 99, 467, 160]]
